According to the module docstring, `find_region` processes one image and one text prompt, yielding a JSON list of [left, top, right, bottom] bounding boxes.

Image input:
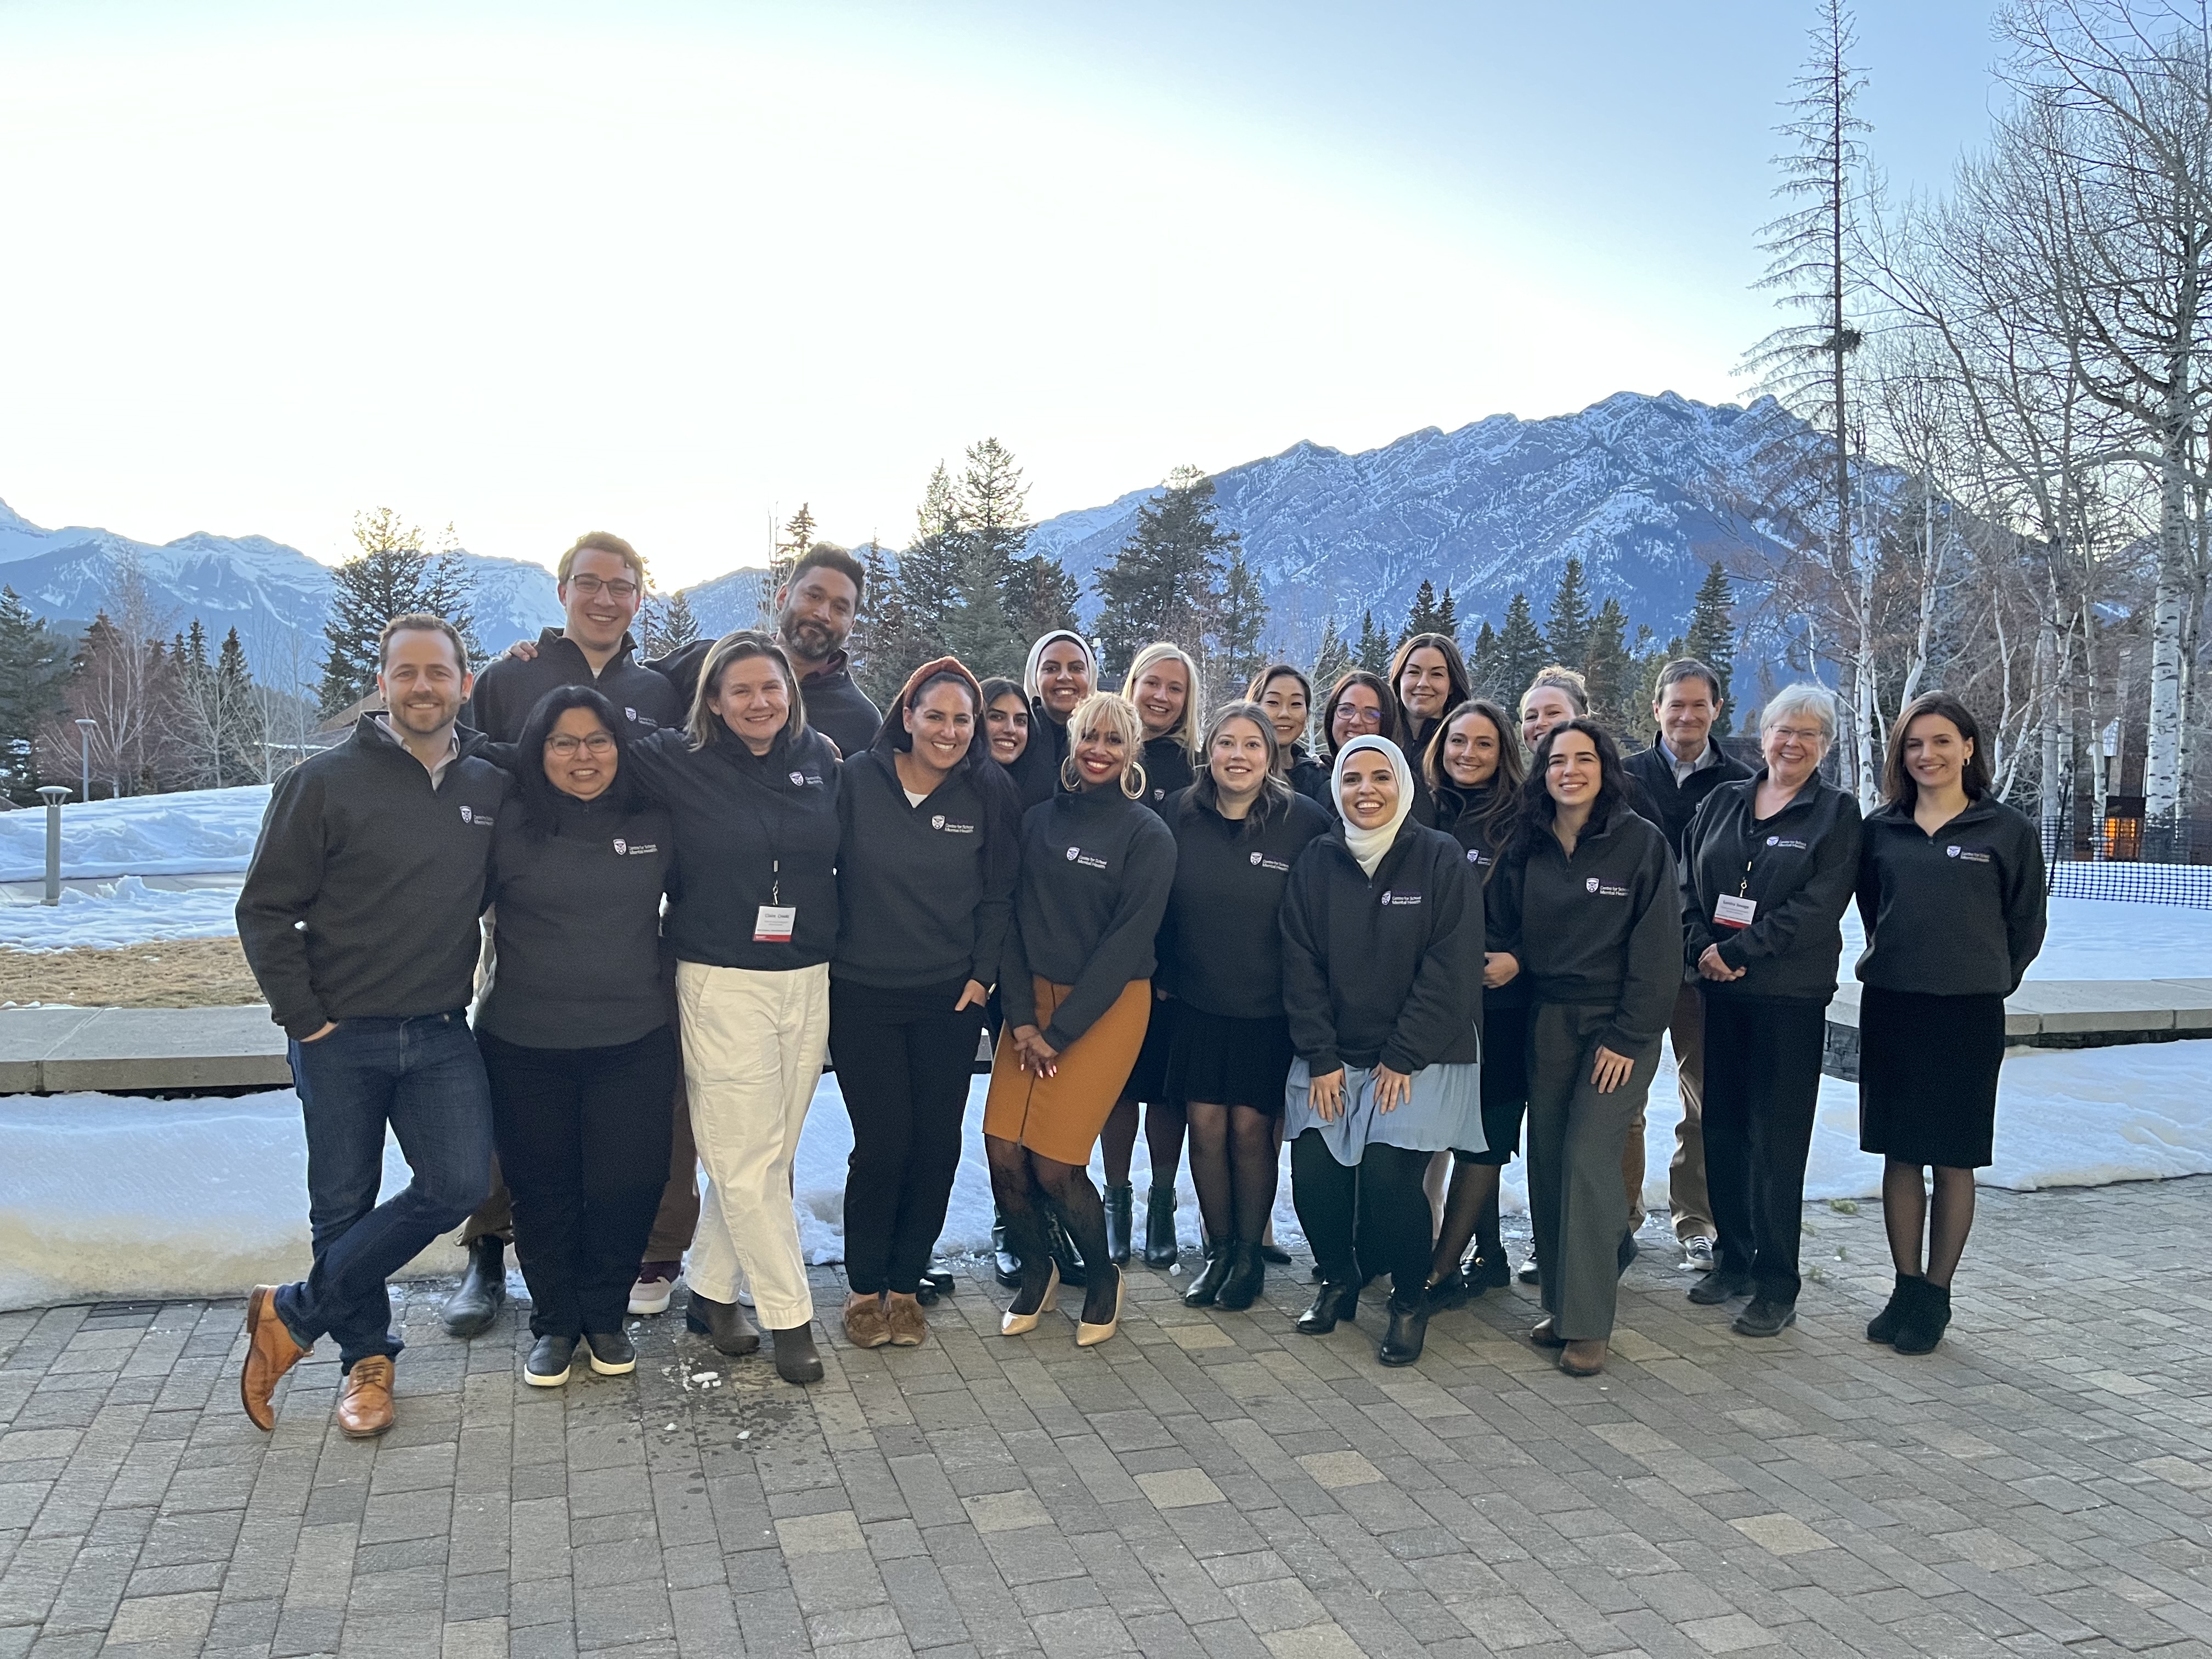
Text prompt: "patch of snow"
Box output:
[[0, 877, 245, 951], [0, 785, 268, 882], [1839, 896, 2212, 983]]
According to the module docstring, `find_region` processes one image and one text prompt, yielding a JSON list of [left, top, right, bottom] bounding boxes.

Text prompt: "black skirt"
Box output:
[[1857, 985, 2005, 1169], [1457, 1001, 1530, 1166], [1164, 1006, 1293, 1115], [1119, 996, 1177, 1101]]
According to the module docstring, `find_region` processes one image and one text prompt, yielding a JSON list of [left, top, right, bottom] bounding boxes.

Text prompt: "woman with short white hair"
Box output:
[[1677, 684, 1862, 1339]]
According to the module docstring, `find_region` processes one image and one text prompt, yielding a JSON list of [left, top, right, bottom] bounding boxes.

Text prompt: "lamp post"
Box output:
[[37, 786, 69, 906], [74, 718, 96, 803]]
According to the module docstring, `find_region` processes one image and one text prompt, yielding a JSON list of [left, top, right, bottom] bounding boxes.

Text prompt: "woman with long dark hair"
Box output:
[[478, 686, 678, 1387], [1490, 719, 1678, 1377], [1389, 633, 1470, 827], [1281, 735, 1483, 1368], [1855, 691, 2045, 1355], [987, 693, 1176, 1348], [1249, 662, 1328, 803], [829, 658, 1020, 1350], [1417, 700, 1532, 1304], [1679, 684, 1861, 1339], [1099, 644, 1202, 1265], [1317, 671, 1399, 775], [1003, 631, 1095, 808], [980, 677, 1031, 771], [1159, 703, 1333, 1309]]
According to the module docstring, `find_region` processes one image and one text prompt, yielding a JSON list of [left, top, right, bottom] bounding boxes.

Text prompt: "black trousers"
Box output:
[[830, 979, 984, 1295], [1289, 1131, 1432, 1304], [479, 1025, 679, 1339], [1700, 993, 1826, 1302]]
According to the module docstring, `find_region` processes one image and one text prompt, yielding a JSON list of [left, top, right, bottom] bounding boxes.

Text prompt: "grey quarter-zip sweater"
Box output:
[[237, 715, 511, 1040], [1680, 770, 1863, 1003], [1855, 794, 2047, 995]]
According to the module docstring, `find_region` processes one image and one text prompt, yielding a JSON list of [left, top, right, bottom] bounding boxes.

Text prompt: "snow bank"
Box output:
[[1840, 896, 2212, 983], [10, 1039, 2208, 1309], [0, 877, 244, 951], [0, 785, 269, 882]]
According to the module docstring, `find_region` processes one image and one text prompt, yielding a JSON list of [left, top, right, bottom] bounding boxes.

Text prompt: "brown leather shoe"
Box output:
[[842, 1291, 890, 1350], [883, 1292, 927, 1347], [240, 1285, 308, 1431], [336, 1355, 396, 1437], [1559, 1339, 1608, 1376]]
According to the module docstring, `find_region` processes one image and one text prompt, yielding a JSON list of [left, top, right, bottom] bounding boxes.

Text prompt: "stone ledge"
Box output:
[[0, 1005, 290, 1094]]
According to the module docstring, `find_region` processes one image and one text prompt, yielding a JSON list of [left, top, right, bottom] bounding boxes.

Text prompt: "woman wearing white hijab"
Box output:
[[1005, 630, 1096, 809], [1278, 735, 1484, 1367]]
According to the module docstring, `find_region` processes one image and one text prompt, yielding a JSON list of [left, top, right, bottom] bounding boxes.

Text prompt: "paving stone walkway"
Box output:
[[4, 1179, 2212, 1658]]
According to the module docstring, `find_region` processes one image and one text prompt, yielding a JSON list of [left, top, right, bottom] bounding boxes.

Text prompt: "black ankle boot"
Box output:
[[992, 1205, 1022, 1289], [1891, 1279, 1951, 1355], [441, 1237, 506, 1338], [1296, 1280, 1358, 1334], [1143, 1184, 1179, 1267], [1215, 1242, 1265, 1312], [771, 1323, 823, 1384], [1866, 1272, 1918, 1344], [1104, 1184, 1134, 1266], [1183, 1242, 1234, 1307], [1378, 1292, 1429, 1367], [1048, 1213, 1087, 1289], [684, 1291, 760, 1356], [1424, 1265, 1469, 1311]]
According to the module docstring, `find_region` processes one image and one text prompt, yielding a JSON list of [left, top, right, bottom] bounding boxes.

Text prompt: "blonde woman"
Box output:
[[1102, 642, 1201, 1263], [986, 693, 1176, 1347]]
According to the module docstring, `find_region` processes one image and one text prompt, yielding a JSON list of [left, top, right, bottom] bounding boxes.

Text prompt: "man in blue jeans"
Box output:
[[235, 613, 511, 1437]]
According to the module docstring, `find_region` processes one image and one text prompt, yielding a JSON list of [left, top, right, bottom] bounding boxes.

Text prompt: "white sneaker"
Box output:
[[1681, 1235, 1717, 1272], [628, 1262, 682, 1316]]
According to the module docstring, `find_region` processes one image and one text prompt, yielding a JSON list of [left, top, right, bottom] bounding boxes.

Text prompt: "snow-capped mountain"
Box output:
[[1030, 390, 1800, 653], [0, 501, 562, 682]]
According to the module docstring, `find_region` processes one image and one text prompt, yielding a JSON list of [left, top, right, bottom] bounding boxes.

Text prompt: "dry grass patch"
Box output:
[[0, 937, 264, 1008]]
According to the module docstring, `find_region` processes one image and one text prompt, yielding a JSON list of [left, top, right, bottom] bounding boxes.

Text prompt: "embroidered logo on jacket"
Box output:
[[460, 805, 492, 827], [789, 771, 806, 786], [1249, 851, 1289, 872], [1585, 876, 1599, 893], [1949, 844, 1993, 863], [932, 815, 974, 833], [614, 838, 625, 855], [1379, 890, 1421, 906]]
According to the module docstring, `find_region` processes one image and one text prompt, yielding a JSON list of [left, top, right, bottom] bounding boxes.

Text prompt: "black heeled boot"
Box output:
[[1048, 1212, 1087, 1289], [1215, 1241, 1265, 1312], [1182, 1243, 1234, 1307], [1142, 1184, 1179, 1267], [992, 1204, 1022, 1289], [1378, 1291, 1430, 1367], [685, 1291, 760, 1356], [1296, 1280, 1358, 1334], [1104, 1184, 1135, 1266], [1866, 1272, 1917, 1344], [1891, 1279, 1951, 1355], [771, 1323, 823, 1384], [441, 1236, 506, 1338]]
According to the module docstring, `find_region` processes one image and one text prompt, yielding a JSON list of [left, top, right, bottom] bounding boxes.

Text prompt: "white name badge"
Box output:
[[754, 905, 797, 943], [1714, 893, 1757, 929]]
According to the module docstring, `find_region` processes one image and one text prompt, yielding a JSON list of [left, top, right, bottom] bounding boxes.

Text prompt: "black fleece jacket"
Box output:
[[1279, 820, 1484, 1076], [1623, 735, 1754, 855], [1004, 698, 1071, 809], [465, 630, 683, 745], [1155, 787, 1335, 1020], [479, 795, 673, 1049], [1435, 777, 1528, 1009], [1855, 794, 2047, 995], [1001, 786, 1177, 1051], [647, 637, 883, 759], [1680, 771, 1863, 1003], [1138, 735, 1195, 814], [238, 716, 510, 1040], [833, 748, 1020, 992], [1285, 743, 1329, 806], [623, 724, 843, 970], [1488, 803, 1680, 1061]]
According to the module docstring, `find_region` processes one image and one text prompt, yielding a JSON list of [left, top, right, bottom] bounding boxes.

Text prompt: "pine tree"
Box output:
[[1468, 619, 1503, 703], [1211, 549, 1269, 701], [663, 588, 700, 651], [1400, 579, 1444, 645], [1003, 552, 1082, 646], [1310, 615, 1352, 693], [1585, 597, 1633, 740], [764, 504, 816, 624], [851, 544, 912, 705], [1434, 586, 1459, 642], [1544, 557, 1593, 669], [318, 508, 480, 714], [0, 586, 70, 798], [1091, 467, 1235, 679], [1496, 592, 1548, 703], [896, 464, 966, 661], [1683, 562, 1737, 736], [1355, 611, 1391, 675]]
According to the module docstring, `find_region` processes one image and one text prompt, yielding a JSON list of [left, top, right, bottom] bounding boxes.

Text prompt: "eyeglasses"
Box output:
[[1769, 725, 1825, 744], [1338, 706, 1385, 728], [566, 575, 639, 600], [546, 733, 616, 757]]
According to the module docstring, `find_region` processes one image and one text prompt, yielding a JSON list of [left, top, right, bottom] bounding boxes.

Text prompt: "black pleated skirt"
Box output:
[[1857, 985, 2005, 1169], [1164, 1007, 1293, 1116], [1119, 996, 1177, 1101]]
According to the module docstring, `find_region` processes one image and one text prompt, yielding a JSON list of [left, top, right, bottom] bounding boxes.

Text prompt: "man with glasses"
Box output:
[[440, 532, 687, 1339]]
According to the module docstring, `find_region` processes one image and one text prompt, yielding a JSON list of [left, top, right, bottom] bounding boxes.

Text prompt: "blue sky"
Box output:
[[0, 1, 2004, 585]]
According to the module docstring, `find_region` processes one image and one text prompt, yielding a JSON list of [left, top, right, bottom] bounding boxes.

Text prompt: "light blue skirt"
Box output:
[[1284, 1054, 1483, 1167]]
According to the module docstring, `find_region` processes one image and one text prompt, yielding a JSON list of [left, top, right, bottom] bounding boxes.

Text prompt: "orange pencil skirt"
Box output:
[[982, 978, 1152, 1166]]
